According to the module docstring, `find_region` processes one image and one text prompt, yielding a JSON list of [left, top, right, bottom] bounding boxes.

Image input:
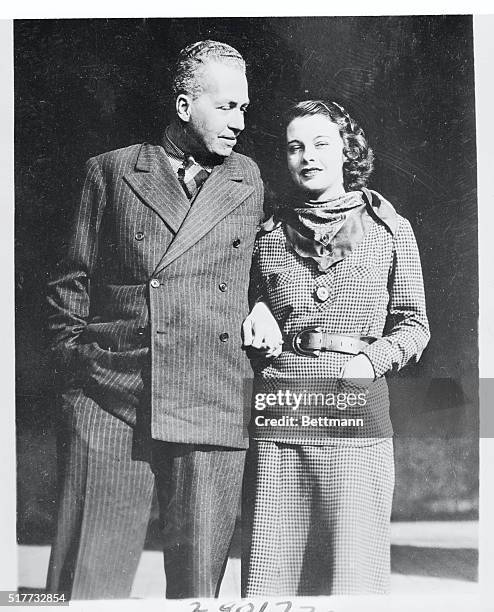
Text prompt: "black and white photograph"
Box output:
[[7, 10, 493, 611]]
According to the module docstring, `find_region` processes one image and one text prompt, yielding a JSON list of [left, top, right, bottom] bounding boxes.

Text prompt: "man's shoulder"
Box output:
[[228, 150, 262, 182], [89, 143, 147, 168], [229, 149, 255, 164]]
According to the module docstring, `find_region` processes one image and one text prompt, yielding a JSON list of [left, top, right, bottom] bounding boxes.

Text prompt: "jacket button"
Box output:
[[135, 231, 144, 241], [219, 332, 229, 342], [232, 238, 241, 248], [150, 279, 160, 288], [315, 286, 330, 302], [219, 282, 227, 292]]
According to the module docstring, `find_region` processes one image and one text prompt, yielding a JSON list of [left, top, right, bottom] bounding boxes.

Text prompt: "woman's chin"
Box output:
[[296, 183, 346, 202], [297, 185, 324, 199]]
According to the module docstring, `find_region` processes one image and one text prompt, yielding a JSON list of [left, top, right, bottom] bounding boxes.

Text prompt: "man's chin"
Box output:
[[214, 139, 237, 157], [196, 150, 229, 166], [200, 141, 236, 163], [214, 146, 234, 158]]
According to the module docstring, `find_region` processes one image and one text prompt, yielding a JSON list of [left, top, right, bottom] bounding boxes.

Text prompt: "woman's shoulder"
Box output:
[[363, 189, 416, 236], [256, 215, 285, 242], [364, 190, 420, 255], [362, 188, 398, 235], [254, 216, 288, 270]]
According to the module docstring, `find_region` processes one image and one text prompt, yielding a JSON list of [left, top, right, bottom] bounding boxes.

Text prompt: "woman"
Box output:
[[242, 100, 430, 596]]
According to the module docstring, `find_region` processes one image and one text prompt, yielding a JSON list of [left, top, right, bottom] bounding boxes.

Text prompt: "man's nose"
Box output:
[[229, 109, 245, 133]]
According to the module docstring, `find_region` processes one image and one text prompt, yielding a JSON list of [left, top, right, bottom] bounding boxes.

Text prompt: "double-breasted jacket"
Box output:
[[47, 143, 264, 448]]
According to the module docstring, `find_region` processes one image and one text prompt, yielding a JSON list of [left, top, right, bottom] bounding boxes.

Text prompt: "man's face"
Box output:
[[180, 61, 249, 158]]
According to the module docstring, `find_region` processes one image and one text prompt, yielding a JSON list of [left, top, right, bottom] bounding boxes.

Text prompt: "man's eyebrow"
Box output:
[[216, 99, 250, 107]]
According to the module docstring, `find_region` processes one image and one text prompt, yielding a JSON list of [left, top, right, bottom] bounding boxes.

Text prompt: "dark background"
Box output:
[[15, 16, 478, 545]]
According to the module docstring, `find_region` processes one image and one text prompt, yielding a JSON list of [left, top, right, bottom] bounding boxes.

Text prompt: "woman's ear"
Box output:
[[176, 94, 192, 123]]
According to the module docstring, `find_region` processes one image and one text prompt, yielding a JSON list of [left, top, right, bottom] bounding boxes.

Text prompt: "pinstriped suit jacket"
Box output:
[[47, 142, 264, 448]]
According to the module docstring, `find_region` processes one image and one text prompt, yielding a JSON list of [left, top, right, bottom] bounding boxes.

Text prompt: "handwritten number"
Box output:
[[236, 604, 255, 612]]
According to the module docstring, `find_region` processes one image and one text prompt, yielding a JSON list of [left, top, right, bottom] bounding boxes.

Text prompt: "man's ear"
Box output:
[[176, 94, 192, 122]]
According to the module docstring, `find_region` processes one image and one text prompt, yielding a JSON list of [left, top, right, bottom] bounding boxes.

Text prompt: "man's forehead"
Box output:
[[197, 60, 248, 97]]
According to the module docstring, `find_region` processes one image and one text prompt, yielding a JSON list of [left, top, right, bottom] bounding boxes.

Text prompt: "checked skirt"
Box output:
[[242, 439, 394, 596]]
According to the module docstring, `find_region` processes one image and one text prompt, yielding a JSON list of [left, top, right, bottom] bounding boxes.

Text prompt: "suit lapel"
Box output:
[[123, 143, 190, 234], [153, 153, 254, 274]]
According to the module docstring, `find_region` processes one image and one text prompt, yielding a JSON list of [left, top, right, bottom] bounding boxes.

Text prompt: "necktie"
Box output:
[[178, 156, 210, 200]]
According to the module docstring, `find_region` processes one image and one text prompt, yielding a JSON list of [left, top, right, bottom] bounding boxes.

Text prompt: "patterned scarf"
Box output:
[[280, 190, 395, 271]]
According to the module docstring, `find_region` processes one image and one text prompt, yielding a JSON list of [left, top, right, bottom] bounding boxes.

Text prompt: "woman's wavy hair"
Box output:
[[283, 100, 374, 191]]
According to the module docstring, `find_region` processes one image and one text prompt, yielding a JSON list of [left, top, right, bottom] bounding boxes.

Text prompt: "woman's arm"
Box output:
[[356, 217, 430, 378], [242, 240, 283, 357]]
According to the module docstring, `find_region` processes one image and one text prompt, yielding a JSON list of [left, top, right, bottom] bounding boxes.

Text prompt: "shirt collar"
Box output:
[[162, 127, 212, 173]]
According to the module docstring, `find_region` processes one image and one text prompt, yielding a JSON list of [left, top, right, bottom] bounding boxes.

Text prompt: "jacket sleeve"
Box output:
[[359, 217, 430, 378], [248, 239, 267, 308], [46, 157, 107, 380]]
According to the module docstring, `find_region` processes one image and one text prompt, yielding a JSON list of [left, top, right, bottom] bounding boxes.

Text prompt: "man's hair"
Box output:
[[172, 40, 246, 100], [284, 100, 374, 191]]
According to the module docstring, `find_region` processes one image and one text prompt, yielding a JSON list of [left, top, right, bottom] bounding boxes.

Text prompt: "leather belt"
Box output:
[[289, 326, 376, 357]]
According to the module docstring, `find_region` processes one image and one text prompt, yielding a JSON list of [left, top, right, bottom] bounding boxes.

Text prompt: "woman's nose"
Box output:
[[302, 145, 316, 163]]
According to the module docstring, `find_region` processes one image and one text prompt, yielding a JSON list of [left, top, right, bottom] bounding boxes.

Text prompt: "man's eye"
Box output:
[[287, 146, 302, 153]]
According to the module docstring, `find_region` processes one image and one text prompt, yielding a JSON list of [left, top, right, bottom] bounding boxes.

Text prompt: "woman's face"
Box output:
[[286, 114, 345, 200]]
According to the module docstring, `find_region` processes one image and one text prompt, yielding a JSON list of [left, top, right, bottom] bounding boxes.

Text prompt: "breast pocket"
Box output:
[[348, 263, 382, 281], [335, 262, 386, 304], [262, 260, 316, 324], [265, 266, 296, 287]]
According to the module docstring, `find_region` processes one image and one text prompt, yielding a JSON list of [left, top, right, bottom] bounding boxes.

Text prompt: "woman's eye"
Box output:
[[315, 141, 330, 148]]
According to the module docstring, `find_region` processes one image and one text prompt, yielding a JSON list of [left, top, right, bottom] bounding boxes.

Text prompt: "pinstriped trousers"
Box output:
[[46, 390, 246, 600]]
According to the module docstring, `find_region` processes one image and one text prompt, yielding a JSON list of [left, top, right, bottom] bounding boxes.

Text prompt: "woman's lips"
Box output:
[[301, 168, 321, 177]]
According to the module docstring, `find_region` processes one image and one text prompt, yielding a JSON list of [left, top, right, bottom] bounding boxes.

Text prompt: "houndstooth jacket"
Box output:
[[250, 190, 430, 444]]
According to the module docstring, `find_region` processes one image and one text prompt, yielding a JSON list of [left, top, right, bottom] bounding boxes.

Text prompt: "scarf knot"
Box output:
[[279, 190, 397, 271]]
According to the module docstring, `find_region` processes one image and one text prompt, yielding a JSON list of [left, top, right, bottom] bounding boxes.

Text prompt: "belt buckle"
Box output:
[[292, 326, 323, 357]]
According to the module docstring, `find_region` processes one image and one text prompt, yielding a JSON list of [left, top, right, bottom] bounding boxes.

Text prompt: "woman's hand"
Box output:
[[242, 301, 283, 358], [341, 353, 375, 380]]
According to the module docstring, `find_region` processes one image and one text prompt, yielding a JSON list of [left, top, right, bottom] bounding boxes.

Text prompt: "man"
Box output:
[[46, 40, 266, 600]]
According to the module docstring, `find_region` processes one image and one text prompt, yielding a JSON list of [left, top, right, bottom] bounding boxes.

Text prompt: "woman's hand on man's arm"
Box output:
[[242, 301, 283, 358]]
